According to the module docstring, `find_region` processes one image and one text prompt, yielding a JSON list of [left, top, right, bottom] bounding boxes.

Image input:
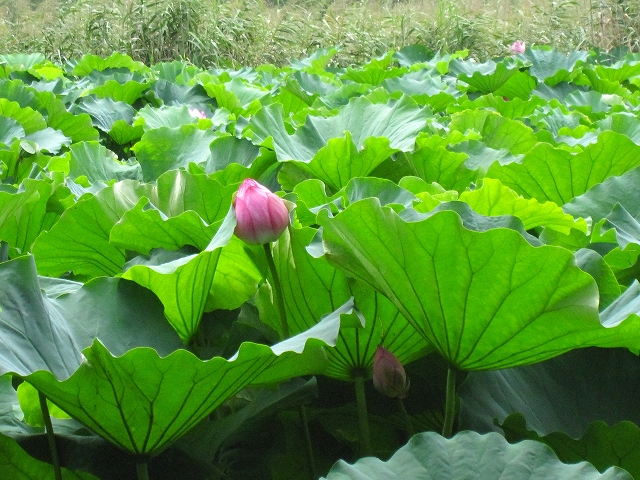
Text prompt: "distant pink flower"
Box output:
[[233, 179, 290, 245], [511, 41, 526, 54], [372, 346, 410, 399], [189, 108, 206, 119]]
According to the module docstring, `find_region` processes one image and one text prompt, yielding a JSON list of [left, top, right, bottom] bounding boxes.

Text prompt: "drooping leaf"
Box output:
[[318, 199, 640, 370]]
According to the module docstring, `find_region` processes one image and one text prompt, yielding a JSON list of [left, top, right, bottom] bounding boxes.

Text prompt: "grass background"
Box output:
[[0, 0, 638, 68]]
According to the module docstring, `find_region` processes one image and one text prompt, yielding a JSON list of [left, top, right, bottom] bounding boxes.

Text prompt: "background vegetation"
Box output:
[[0, 0, 638, 68]]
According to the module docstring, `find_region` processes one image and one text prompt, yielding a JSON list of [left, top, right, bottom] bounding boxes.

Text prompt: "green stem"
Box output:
[[263, 242, 289, 339], [398, 398, 415, 437], [38, 391, 62, 480], [298, 404, 317, 480], [136, 460, 150, 480], [354, 373, 372, 456], [441, 365, 457, 438]]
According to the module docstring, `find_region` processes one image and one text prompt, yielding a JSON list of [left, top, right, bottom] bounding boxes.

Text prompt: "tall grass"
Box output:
[[0, 0, 638, 67]]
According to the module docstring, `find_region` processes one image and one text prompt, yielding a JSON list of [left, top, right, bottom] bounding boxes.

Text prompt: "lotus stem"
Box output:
[[298, 404, 317, 480], [38, 391, 62, 480], [441, 365, 457, 438], [398, 397, 415, 438], [354, 373, 372, 456], [136, 460, 150, 480], [263, 242, 289, 339]]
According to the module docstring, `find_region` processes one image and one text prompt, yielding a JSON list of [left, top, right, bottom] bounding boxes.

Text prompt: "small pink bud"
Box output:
[[510, 41, 526, 54], [372, 345, 410, 399], [189, 108, 207, 119], [233, 179, 290, 245]]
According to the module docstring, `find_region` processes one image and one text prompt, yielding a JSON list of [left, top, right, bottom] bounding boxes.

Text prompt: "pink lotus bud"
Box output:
[[510, 41, 526, 54], [372, 345, 410, 399], [233, 179, 290, 245], [189, 108, 207, 119]]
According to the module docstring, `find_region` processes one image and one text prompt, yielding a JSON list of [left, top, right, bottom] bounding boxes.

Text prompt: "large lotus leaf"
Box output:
[[0, 99, 46, 134], [74, 96, 135, 133], [597, 113, 640, 145], [121, 208, 236, 342], [564, 166, 640, 222], [523, 48, 590, 85], [71, 53, 146, 76], [574, 249, 620, 309], [248, 95, 428, 162], [0, 178, 54, 255], [66, 142, 141, 184], [0, 432, 100, 480], [87, 79, 149, 105], [0, 255, 183, 380], [35, 91, 100, 143], [134, 105, 201, 130], [23, 128, 71, 154], [593, 204, 640, 251], [0, 116, 24, 145], [448, 58, 518, 93], [458, 347, 640, 437], [448, 110, 538, 155], [133, 125, 217, 181], [110, 198, 220, 254], [459, 178, 587, 234], [148, 79, 212, 107], [322, 431, 630, 480], [0, 53, 47, 69], [24, 305, 349, 457], [32, 181, 153, 278], [383, 72, 459, 112], [203, 78, 269, 116], [501, 415, 640, 479], [487, 131, 640, 205], [318, 199, 640, 370], [296, 133, 399, 191], [402, 146, 476, 192]]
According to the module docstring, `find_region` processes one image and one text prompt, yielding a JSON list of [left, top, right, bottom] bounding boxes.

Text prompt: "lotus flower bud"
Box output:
[[372, 345, 410, 399], [511, 41, 526, 54], [233, 179, 290, 245]]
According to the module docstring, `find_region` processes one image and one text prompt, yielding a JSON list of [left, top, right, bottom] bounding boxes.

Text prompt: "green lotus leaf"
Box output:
[[564, 166, 640, 224], [0, 255, 183, 381], [74, 96, 135, 133], [501, 415, 640, 479], [0, 116, 25, 145], [459, 178, 587, 234], [65, 141, 141, 184], [300, 134, 399, 191], [248, 95, 428, 162], [87, 79, 149, 105], [148, 79, 212, 107], [449, 58, 518, 93], [0, 98, 46, 134], [487, 131, 640, 205], [133, 124, 217, 181], [449, 110, 538, 155], [23, 303, 349, 457], [523, 48, 590, 86], [35, 91, 100, 143], [574, 248, 620, 309], [322, 431, 630, 479], [71, 52, 147, 76], [318, 198, 640, 370], [0, 178, 58, 256], [121, 208, 242, 341], [203, 78, 269, 116], [133, 105, 202, 131], [32, 181, 153, 278], [0, 432, 99, 480], [0, 53, 47, 69]]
